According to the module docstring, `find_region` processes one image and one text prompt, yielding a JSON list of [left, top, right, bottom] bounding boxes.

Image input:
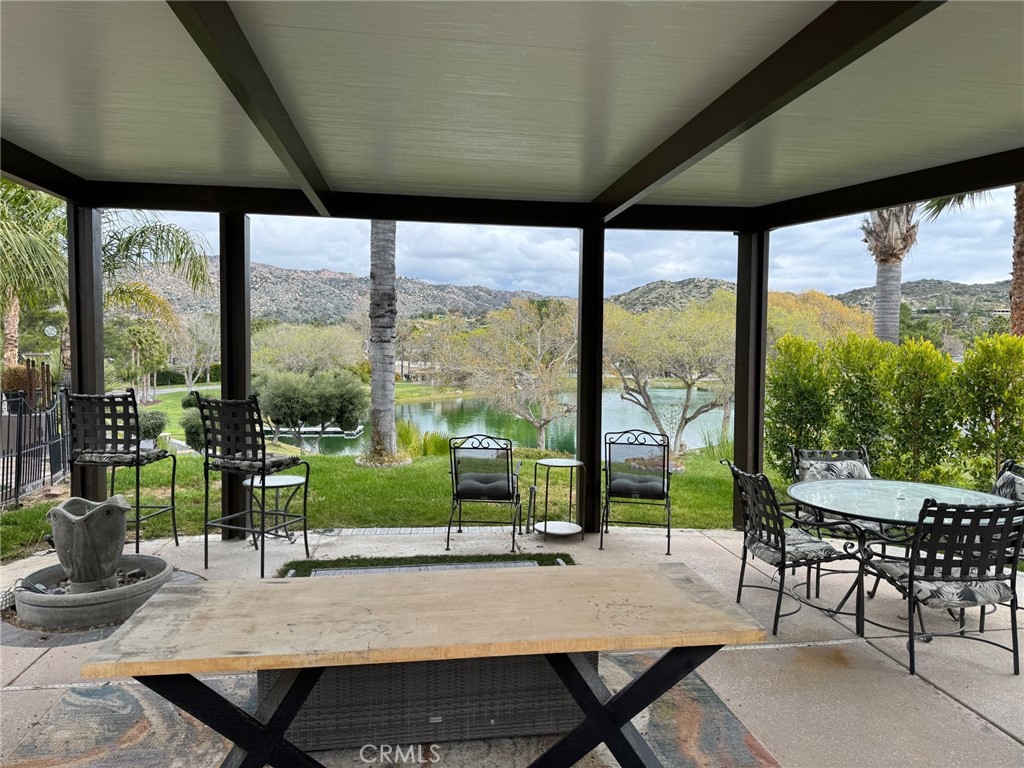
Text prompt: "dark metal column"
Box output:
[[577, 226, 604, 533], [66, 203, 104, 500], [219, 212, 251, 537], [733, 230, 769, 528]]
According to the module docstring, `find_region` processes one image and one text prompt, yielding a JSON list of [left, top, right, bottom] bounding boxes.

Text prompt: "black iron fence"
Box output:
[[0, 392, 69, 507]]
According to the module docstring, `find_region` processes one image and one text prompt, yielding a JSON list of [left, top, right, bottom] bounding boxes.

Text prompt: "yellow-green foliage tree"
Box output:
[[767, 290, 873, 345], [606, 290, 735, 454], [252, 323, 365, 375]]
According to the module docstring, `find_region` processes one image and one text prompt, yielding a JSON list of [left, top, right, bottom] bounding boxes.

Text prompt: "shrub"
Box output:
[[155, 369, 186, 386], [257, 369, 369, 440], [396, 419, 422, 455], [179, 408, 205, 452], [422, 431, 453, 457], [954, 333, 1024, 482], [138, 410, 168, 441], [0, 365, 29, 393], [181, 393, 197, 409], [350, 360, 371, 384], [825, 334, 889, 459], [764, 335, 832, 474], [878, 339, 956, 482]]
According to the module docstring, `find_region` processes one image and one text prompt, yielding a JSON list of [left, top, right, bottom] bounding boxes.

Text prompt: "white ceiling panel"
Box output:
[[0, 0, 291, 187], [231, 0, 828, 201], [1, 1, 1018, 214], [653, 1, 1024, 207]]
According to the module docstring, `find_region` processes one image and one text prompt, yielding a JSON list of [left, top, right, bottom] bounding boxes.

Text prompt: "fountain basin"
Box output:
[[14, 554, 172, 630]]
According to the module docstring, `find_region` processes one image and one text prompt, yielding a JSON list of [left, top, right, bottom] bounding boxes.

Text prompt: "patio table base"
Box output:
[[137, 645, 721, 768]]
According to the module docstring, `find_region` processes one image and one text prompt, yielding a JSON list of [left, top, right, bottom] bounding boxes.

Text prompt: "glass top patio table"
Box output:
[[786, 478, 1008, 525]]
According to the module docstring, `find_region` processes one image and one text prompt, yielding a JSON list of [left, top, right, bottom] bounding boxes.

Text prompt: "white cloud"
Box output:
[[158, 185, 1015, 299]]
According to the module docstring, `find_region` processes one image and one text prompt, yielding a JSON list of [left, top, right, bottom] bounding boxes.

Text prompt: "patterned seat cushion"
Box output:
[[991, 466, 1024, 501], [457, 472, 517, 501], [798, 459, 872, 481], [210, 452, 300, 474], [75, 448, 168, 466], [745, 528, 840, 567], [873, 561, 1013, 608], [609, 473, 666, 500]]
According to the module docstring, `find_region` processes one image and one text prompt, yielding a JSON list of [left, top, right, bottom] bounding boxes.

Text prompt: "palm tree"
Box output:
[[367, 220, 397, 458], [0, 180, 66, 367], [1, 179, 211, 372], [95, 208, 210, 344], [861, 205, 919, 343], [922, 184, 1024, 336]]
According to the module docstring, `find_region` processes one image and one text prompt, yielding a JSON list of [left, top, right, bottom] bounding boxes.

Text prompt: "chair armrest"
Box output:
[[778, 506, 862, 539], [514, 459, 523, 477]]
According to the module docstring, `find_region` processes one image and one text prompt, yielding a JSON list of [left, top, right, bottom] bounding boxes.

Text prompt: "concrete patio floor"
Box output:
[[2, 525, 1022, 767]]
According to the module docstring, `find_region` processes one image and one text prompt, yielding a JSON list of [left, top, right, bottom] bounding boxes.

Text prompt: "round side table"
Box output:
[[531, 458, 585, 541], [242, 474, 307, 542]]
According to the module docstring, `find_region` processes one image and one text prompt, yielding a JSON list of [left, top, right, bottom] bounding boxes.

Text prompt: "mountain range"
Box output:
[[143, 260, 1010, 322]]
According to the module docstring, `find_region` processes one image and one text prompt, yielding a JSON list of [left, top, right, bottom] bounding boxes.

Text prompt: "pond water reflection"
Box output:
[[283, 388, 732, 455]]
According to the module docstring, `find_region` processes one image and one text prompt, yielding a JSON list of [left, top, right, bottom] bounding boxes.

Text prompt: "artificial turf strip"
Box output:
[[278, 552, 575, 577]]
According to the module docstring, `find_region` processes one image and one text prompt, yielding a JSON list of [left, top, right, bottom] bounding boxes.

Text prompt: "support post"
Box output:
[[219, 213, 251, 538], [577, 226, 604, 533], [67, 203, 104, 500], [733, 230, 769, 528]]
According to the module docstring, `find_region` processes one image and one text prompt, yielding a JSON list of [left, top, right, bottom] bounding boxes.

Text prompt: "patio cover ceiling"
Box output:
[[1, 0, 1021, 231]]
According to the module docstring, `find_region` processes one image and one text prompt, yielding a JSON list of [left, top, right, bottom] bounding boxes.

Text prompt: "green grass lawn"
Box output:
[[143, 385, 220, 439], [0, 451, 739, 562]]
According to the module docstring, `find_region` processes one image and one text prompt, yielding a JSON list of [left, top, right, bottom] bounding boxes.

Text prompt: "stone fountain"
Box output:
[[13, 496, 172, 630]]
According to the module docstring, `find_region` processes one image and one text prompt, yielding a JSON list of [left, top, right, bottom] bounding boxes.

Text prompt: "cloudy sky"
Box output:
[[161, 185, 1015, 299]]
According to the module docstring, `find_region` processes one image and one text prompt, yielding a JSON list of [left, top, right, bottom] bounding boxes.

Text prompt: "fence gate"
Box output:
[[0, 393, 68, 507]]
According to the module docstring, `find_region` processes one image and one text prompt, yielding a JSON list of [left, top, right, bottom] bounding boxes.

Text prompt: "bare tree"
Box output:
[[605, 295, 734, 454], [368, 220, 397, 458], [469, 299, 577, 450], [169, 314, 220, 389], [421, 314, 471, 387]]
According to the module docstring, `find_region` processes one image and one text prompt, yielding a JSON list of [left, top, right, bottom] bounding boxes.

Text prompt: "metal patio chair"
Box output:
[[64, 388, 177, 553], [447, 434, 521, 553], [992, 459, 1024, 501], [863, 499, 1023, 675], [600, 429, 672, 555], [789, 444, 898, 596], [724, 461, 861, 635], [192, 392, 310, 578]]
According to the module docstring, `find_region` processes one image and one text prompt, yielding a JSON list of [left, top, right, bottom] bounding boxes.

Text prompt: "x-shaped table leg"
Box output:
[[137, 667, 325, 768], [531, 645, 721, 767]]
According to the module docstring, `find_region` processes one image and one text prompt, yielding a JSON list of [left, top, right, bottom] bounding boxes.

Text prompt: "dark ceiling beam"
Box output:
[[329, 192, 589, 229], [757, 148, 1024, 230], [609, 205, 752, 232], [85, 180, 590, 228], [592, 1, 944, 224], [0, 140, 90, 202], [88, 182, 317, 216], [167, 1, 332, 217]]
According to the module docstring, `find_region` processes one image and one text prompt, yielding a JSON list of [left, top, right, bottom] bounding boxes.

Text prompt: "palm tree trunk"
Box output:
[[2, 294, 19, 367], [1011, 183, 1023, 336], [874, 260, 903, 343], [369, 220, 397, 457]]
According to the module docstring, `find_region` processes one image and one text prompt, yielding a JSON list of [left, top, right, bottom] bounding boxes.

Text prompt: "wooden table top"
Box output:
[[82, 563, 765, 678]]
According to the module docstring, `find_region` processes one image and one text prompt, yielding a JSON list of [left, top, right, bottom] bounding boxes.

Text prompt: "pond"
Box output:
[[283, 388, 733, 456]]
